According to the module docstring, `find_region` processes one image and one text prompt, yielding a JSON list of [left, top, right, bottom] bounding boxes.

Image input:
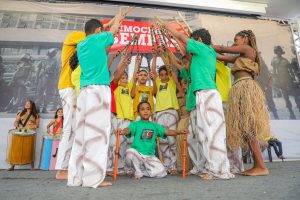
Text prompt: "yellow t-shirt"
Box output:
[[129, 79, 154, 117], [216, 60, 231, 103], [71, 66, 81, 94], [114, 84, 134, 120], [155, 76, 179, 112], [58, 31, 85, 90]]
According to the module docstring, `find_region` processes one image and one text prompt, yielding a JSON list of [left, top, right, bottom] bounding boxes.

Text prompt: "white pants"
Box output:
[[156, 109, 179, 171], [125, 148, 167, 178], [195, 90, 234, 179], [56, 88, 76, 170], [68, 85, 111, 188], [227, 148, 244, 174], [187, 109, 207, 175], [107, 117, 131, 173]]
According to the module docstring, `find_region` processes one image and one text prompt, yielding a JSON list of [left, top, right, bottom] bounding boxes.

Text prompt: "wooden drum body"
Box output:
[[7, 129, 36, 165]]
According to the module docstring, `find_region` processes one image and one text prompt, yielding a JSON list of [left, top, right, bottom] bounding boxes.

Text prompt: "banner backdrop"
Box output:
[[0, 1, 299, 168]]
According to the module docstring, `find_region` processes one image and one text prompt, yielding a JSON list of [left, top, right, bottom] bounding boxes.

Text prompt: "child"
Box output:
[[163, 23, 233, 180], [152, 50, 179, 174], [56, 31, 85, 180], [172, 54, 206, 176], [67, 9, 129, 188], [213, 30, 270, 176], [120, 101, 187, 179], [46, 108, 63, 138], [106, 54, 132, 175], [131, 54, 156, 119]]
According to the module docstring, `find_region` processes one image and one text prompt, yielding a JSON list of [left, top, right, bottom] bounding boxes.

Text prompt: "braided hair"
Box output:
[[236, 30, 260, 68]]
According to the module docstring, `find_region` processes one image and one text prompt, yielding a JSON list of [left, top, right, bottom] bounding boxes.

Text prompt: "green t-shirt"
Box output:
[[126, 120, 167, 156], [186, 39, 217, 93], [180, 67, 195, 111], [78, 32, 114, 88]]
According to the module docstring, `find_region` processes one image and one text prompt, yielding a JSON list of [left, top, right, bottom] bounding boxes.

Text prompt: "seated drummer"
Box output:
[[8, 100, 39, 171]]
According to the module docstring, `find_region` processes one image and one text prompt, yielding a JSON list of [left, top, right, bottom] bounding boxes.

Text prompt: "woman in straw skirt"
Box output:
[[213, 30, 270, 176]]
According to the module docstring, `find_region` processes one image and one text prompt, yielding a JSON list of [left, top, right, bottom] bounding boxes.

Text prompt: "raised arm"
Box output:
[[130, 54, 141, 98], [216, 53, 239, 64], [163, 22, 189, 45], [213, 44, 253, 55], [112, 54, 131, 84], [109, 7, 133, 36]]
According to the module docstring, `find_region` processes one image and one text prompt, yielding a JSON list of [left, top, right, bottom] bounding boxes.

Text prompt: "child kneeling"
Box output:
[[119, 101, 187, 179]]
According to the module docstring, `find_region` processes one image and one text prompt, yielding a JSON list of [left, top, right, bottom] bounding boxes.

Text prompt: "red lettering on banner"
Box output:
[[104, 20, 176, 53]]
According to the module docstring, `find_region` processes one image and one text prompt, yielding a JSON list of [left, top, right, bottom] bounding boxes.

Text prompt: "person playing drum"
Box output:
[[7, 100, 39, 171]]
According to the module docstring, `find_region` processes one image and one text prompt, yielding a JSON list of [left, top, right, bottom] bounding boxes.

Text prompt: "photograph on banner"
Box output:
[[0, 4, 299, 120]]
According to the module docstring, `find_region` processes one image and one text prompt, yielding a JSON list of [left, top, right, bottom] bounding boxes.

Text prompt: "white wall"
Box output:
[[0, 117, 299, 169]]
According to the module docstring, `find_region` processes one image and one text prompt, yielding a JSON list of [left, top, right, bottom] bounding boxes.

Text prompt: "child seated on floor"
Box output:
[[119, 101, 187, 179]]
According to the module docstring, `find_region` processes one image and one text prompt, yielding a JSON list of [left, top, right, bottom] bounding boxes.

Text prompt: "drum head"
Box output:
[[9, 128, 35, 135]]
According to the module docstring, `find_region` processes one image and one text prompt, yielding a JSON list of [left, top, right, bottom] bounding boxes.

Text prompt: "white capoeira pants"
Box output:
[[107, 117, 131, 173], [187, 109, 207, 175], [68, 85, 111, 188], [156, 109, 178, 171], [227, 148, 244, 174], [125, 148, 167, 178], [195, 90, 234, 179], [56, 87, 76, 170]]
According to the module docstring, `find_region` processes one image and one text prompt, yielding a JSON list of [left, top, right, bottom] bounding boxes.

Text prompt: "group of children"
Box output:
[[51, 7, 273, 188]]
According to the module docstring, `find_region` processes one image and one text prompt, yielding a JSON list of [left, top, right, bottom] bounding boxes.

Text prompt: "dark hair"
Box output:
[[20, 100, 39, 119], [138, 69, 148, 75], [190, 28, 211, 45], [137, 101, 151, 112], [69, 51, 79, 71], [85, 19, 103, 35], [54, 108, 63, 119], [236, 30, 260, 68], [158, 65, 168, 75]]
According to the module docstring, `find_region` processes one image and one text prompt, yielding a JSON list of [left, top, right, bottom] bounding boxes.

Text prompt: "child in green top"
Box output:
[[163, 23, 233, 180], [120, 101, 187, 179]]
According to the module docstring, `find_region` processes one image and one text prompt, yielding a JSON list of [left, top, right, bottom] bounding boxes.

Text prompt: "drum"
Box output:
[[40, 136, 60, 170], [40, 137, 53, 170], [49, 139, 60, 170], [7, 129, 36, 165]]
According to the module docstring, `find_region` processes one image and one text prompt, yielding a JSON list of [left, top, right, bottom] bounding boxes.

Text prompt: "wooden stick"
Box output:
[[177, 11, 193, 33], [182, 132, 187, 178], [174, 17, 189, 36], [113, 130, 121, 183], [156, 137, 163, 163]]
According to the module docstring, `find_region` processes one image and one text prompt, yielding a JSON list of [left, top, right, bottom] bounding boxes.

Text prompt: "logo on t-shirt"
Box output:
[[140, 129, 154, 140], [139, 92, 149, 103], [121, 88, 129, 95], [159, 83, 168, 91]]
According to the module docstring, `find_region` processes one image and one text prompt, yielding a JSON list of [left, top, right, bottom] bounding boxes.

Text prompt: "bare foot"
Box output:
[[7, 165, 15, 171], [169, 170, 178, 176], [56, 170, 68, 180], [98, 181, 112, 187], [118, 171, 126, 176], [197, 173, 208, 178], [186, 171, 192, 176], [132, 176, 142, 180], [240, 167, 269, 176], [106, 171, 113, 176], [200, 174, 217, 181]]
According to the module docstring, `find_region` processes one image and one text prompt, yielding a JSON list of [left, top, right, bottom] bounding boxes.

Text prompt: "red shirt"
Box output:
[[110, 81, 117, 113]]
